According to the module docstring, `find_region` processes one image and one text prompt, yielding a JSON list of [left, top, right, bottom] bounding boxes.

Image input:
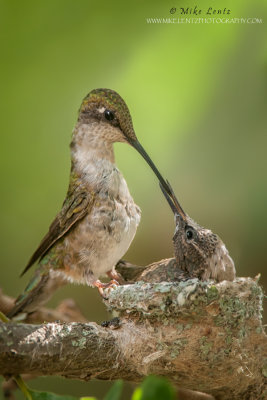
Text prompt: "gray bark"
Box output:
[[0, 261, 266, 400]]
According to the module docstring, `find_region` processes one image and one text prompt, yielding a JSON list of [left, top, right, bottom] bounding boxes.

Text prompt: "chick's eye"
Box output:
[[104, 109, 115, 121], [186, 228, 194, 240]]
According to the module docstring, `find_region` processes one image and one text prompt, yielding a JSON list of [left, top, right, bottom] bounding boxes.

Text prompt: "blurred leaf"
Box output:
[[132, 388, 142, 400], [28, 389, 79, 400], [132, 376, 176, 400], [0, 310, 9, 322], [103, 380, 123, 400], [80, 397, 97, 400]]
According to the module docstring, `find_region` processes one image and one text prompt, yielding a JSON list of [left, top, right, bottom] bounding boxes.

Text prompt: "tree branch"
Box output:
[[0, 290, 88, 323], [0, 263, 266, 400]]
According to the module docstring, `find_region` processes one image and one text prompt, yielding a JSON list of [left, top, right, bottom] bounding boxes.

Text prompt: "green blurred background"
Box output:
[[0, 0, 266, 398]]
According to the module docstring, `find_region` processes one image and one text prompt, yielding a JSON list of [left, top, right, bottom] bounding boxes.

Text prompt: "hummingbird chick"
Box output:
[[160, 181, 236, 282], [8, 89, 170, 318]]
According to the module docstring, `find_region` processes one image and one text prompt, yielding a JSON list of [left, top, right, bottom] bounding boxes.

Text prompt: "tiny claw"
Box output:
[[93, 279, 119, 299]]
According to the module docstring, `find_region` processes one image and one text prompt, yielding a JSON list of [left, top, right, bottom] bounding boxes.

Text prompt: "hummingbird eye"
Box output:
[[104, 109, 115, 121], [185, 227, 194, 240]]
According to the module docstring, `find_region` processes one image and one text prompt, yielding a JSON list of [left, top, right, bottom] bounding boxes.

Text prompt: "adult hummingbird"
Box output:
[[8, 88, 170, 318], [160, 180, 236, 282]]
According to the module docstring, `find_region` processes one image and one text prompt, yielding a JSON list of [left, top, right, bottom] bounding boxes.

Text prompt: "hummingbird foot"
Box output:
[[93, 279, 119, 299]]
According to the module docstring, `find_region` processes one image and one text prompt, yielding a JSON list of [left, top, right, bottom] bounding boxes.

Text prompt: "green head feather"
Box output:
[[79, 88, 137, 141]]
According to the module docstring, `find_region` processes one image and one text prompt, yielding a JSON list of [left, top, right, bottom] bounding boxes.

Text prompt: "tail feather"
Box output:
[[8, 268, 66, 319]]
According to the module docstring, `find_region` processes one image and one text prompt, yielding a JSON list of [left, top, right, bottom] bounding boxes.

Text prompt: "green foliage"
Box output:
[[103, 380, 123, 400], [80, 398, 97, 400], [79, 398, 97, 400], [28, 389, 79, 400], [132, 376, 175, 400], [0, 311, 9, 323], [15, 375, 95, 400], [25, 388, 97, 400], [18, 376, 176, 400]]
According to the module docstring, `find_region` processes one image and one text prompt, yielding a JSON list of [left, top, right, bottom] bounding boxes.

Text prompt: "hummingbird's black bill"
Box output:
[[159, 180, 187, 221], [131, 140, 172, 196]]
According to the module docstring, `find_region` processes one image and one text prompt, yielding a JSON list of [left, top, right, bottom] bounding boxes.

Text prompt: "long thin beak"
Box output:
[[159, 180, 187, 221], [131, 140, 172, 196]]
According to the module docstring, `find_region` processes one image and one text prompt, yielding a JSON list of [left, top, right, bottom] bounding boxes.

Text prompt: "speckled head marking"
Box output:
[[160, 180, 235, 281], [77, 88, 172, 195], [79, 88, 137, 142]]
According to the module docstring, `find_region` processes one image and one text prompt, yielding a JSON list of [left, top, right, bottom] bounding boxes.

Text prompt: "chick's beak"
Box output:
[[159, 180, 187, 222]]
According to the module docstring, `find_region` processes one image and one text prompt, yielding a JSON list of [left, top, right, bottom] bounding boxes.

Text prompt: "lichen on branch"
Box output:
[[0, 259, 266, 400]]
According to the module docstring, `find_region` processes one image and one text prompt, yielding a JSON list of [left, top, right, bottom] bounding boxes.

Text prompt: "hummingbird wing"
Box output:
[[20, 185, 94, 277]]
